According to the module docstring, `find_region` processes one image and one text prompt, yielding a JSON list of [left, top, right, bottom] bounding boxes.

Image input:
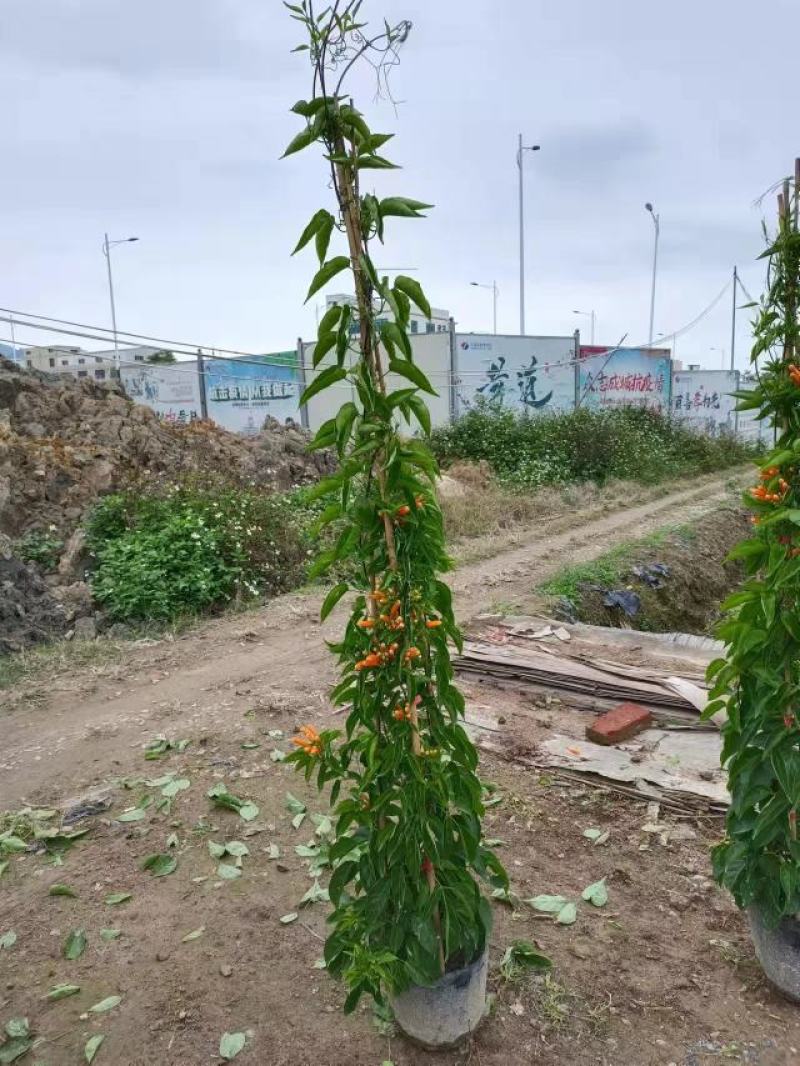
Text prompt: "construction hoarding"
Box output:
[[120, 360, 203, 424], [671, 370, 738, 435], [204, 352, 300, 435], [454, 334, 576, 417], [578, 346, 671, 412]]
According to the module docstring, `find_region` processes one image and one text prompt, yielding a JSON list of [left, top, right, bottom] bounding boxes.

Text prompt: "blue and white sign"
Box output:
[[204, 353, 300, 434], [454, 334, 576, 416]]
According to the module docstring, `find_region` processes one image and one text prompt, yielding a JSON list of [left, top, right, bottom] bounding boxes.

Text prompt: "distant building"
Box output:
[[23, 344, 164, 382], [324, 293, 450, 336]]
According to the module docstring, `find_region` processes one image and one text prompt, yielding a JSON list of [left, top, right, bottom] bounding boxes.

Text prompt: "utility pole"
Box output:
[[730, 265, 738, 371], [645, 203, 660, 347], [517, 135, 541, 335], [102, 233, 138, 371]]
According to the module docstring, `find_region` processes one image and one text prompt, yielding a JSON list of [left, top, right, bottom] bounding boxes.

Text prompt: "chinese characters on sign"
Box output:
[[456, 335, 576, 415], [578, 347, 671, 412], [671, 370, 737, 436]]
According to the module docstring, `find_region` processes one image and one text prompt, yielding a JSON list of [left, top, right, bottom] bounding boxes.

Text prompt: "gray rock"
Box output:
[[73, 616, 97, 640]]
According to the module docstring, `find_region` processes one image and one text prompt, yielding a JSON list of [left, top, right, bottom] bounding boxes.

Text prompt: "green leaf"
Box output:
[[380, 321, 412, 360], [219, 1032, 247, 1060], [238, 802, 259, 823], [0, 931, 16, 950], [161, 777, 190, 798], [3, 1021, 28, 1041], [84, 1035, 104, 1064], [63, 928, 87, 960], [315, 212, 335, 264], [46, 983, 80, 1001], [581, 879, 608, 907], [406, 394, 431, 436], [556, 902, 578, 925], [312, 332, 338, 369], [100, 929, 121, 942], [0, 861, 8, 878], [181, 927, 205, 942], [141, 854, 177, 878], [379, 196, 433, 219], [217, 863, 242, 880], [282, 124, 318, 158], [292, 209, 332, 255], [299, 880, 329, 907], [356, 154, 399, 169], [320, 582, 349, 622], [394, 274, 432, 321], [116, 807, 146, 823], [299, 365, 348, 406], [305, 256, 350, 302], [104, 892, 132, 906], [285, 793, 307, 816], [279, 912, 298, 924], [526, 894, 569, 914], [49, 883, 77, 898], [89, 995, 122, 1014], [318, 302, 342, 335], [388, 358, 437, 396], [499, 939, 552, 979]]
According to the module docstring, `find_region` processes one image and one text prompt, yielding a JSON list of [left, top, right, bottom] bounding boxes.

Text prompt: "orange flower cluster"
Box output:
[[425, 618, 442, 629], [393, 695, 421, 721], [394, 495, 426, 523], [355, 641, 400, 671], [404, 646, 421, 663], [789, 363, 800, 386], [377, 599, 405, 632], [761, 466, 780, 479], [751, 478, 789, 504], [292, 724, 322, 757]]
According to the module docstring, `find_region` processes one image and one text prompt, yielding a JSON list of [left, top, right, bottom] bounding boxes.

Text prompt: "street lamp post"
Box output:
[[102, 233, 139, 368], [572, 309, 596, 345], [517, 135, 541, 336], [644, 202, 660, 347], [710, 346, 726, 370], [470, 280, 499, 334]]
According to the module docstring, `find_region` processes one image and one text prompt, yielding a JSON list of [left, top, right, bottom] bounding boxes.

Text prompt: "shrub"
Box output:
[[14, 529, 63, 572], [86, 486, 318, 622], [431, 402, 755, 489]]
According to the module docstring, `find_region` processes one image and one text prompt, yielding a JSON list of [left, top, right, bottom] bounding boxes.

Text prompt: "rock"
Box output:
[[57, 528, 88, 582], [73, 616, 97, 640], [156, 950, 171, 962], [52, 581, 93, 622], [219, 964, 233, 977], [107, 621, 134, 640]]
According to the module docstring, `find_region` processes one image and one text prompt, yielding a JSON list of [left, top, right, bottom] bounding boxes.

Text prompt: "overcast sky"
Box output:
[[2, 0, 796, 369]]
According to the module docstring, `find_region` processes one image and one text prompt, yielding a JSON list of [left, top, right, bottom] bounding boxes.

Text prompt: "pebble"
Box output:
[[156, 950, 170, 962], [220, 964, 233, 977]]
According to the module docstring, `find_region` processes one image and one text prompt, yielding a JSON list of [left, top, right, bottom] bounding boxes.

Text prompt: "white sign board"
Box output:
[[121, 361, 202, 424], [671, 370, 737, 436], [454, 334, 576, 416]]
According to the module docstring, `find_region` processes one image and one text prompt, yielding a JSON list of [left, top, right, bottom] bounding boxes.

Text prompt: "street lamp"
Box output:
[[517, 135, 541, 336], [572, 309, 596, 345], [644, 202, 660, 347], [102, 233, 139, 367], [470, 281, 499, 334], [710, 346, 726, 370]]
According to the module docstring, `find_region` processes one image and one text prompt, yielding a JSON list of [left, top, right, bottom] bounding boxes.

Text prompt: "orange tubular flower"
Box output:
[[355, 652, 382, 671], [404, 646, 421, 663], [356, 618, 375, 629], [415, 494, 425, 509], [426, 618, 442, 629], [292, 724, 322, 757], [393, 706, 406, 721], [395, 504, 411, 519]]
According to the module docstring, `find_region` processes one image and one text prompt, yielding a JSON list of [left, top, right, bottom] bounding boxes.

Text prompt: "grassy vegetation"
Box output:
[[0, 638, 126, 694], [431, 404, 756, 489]]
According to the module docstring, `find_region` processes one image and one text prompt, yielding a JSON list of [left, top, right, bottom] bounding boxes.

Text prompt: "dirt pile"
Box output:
[[0, 358, 333, 542], [0, 358, 335, 653], [558, 507, 750, 634]]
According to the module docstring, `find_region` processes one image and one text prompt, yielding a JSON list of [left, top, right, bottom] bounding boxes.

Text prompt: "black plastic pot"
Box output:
[[749, 906, 800, 1001], [390, 949, 488, 1049]]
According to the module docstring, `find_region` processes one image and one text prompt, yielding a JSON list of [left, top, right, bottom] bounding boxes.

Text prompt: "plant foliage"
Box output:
[[707, 165, 800, 926], [283, 0, 508, 1011], [432, 403, 756, 489]]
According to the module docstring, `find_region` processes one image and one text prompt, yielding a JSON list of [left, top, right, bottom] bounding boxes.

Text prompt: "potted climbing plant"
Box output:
[[282, 0, 508, 1046], [706, 158, 800, 1000]]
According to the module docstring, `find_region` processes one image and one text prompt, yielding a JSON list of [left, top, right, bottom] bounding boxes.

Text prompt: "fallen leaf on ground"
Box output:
[[182, 927, 205, 943], [104, 893, 131, 906], [63, 929, 87, 960], [219, 1031, 247, 1060], [89, 995, 122, 1014], [84, 1034, 104, 1063], [141, 854, 177, 878], [49, 884, 78, 898], [46, 983, 81, 1000], [100, 929, 121, 941], [556, 902, 577, 925], [279, 912, 298, 924], [0, 931, 16, 950], [526, 895, 569, 914], [582, 878, 609, 907]]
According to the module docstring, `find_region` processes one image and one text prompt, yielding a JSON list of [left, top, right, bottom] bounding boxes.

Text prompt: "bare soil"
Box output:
[[3, 469, 796, 1066]]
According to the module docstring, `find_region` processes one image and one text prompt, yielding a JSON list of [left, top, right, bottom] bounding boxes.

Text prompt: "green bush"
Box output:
[[430, 403, 756, 488], [86, 486, 321, 622], [15, 529, 63, 572]]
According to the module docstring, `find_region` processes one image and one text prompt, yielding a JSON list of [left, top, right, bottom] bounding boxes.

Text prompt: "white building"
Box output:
[[24, 344, 164, 382], [324, 293, 450, 336]]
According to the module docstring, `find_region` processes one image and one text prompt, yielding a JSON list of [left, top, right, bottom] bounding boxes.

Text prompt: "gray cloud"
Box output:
[[0, 0, 794, 370]]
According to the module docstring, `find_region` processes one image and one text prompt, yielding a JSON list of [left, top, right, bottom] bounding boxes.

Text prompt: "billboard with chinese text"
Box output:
[[578, 346, 670, 412], [671, 370, 737, 435], [120, 360, 202, 425], [454, 334, 576, 417], [205, 353, 300, 435]]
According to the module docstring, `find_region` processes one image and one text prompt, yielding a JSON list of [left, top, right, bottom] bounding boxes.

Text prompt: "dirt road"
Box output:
[[0, 471, 745, 809]]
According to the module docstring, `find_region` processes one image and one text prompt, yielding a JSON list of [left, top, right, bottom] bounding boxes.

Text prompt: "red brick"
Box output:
[[586, 702, 653, 746]]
